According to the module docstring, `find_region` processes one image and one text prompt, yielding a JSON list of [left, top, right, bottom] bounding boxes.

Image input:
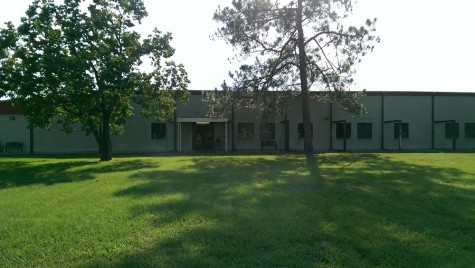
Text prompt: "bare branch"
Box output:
[[304, 31, 357, 47], [315, 40, 337, 72]]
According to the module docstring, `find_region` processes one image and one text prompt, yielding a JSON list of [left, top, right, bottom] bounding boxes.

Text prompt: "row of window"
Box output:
[[444, 123, 475, 139], [151, 122, 475, 140], [239, 123, 313, 140], [239, 123, 278, 140], [152, 122, 313, 140], [336, 122, 387, 139], [336, 122, 475, 139], [241, 122, 475, 140], [152, 122, 309, 141], [335, 123, 374, 139]]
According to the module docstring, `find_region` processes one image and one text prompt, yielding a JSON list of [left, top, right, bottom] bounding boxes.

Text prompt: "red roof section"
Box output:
[[0, 101, 24, 115]]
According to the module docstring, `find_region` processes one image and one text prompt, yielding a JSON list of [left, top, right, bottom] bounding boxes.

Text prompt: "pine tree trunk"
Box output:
[[297, 0, 314, 154]]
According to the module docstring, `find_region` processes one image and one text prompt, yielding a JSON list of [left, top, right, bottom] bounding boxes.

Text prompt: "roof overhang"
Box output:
[[176, 118, 228, 123]]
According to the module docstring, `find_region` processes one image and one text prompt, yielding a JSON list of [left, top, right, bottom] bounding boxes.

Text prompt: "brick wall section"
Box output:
[[0, 101, 23, 115]]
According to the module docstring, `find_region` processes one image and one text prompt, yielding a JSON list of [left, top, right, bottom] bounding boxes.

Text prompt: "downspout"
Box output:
[[231, 103, 235, 151], [285, 112, 289, 151], [29, 126, 34, 154], [452, 121, 457, 151], [398, 121, 402, 151], [174, 93, 178, 152], [174, 111, 177, 152], [343, 121, 347, 152], [329, 102, 333, 150], [431, 92, 435, 149], [381, 92, 385, 150]]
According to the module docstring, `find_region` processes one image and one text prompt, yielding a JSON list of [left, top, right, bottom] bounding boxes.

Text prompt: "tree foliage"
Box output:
[[0, 0, 189, 161], [208, 0, 379, 153]]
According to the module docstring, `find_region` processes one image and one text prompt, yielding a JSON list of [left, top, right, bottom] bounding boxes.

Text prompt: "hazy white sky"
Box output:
[[1, 0, 475, 92]]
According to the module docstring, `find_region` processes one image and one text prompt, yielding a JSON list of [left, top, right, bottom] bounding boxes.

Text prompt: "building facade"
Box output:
[[1, 91, 474, 154]]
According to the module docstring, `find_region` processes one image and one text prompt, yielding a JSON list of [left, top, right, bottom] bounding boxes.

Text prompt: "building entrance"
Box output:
[[192, 123, 214, 150]]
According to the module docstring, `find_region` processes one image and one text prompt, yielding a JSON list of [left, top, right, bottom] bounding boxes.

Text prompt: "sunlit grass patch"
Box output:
[[0, 153, 474, 267]]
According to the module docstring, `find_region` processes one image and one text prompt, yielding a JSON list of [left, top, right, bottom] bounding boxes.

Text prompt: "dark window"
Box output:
[[465, 123, 475, 138], [238, 123, 254, 140], [394, 123, 409, 139], [297, 123, 313, 139], [260, 123, 275, 139], [336, 123, 351, 139], [151, 123, 166, 139], [445, 122, 459, 138], [357, 123, 372, 139]]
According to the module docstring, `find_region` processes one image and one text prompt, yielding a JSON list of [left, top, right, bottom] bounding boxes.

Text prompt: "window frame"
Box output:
[[336, 122, 351, 139], [238, 123, 254, 140], [465, 123, 475, 138], [151, 123, 167, 139]]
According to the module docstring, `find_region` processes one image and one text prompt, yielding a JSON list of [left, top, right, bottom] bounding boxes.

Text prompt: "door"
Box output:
[[192, 123, 214, 150]]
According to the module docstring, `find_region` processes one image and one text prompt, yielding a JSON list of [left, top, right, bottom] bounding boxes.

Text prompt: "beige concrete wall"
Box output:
[[176, 93, 210, 118], [2, 92, 475, 153], [213, 122, 227, 151], [434, 95, 475, 149], [286, 96, 331, 150], [112, 109, 174, 152], [34, 123, 97, 153], [33, 106, 174, 154], [383, 96, 432, 150], [0, 115, 30, 153], [231, 107, 287, 150], [332, 95, 382, 150], [232, 108, 262, 150], [179, 123, 193, 151]]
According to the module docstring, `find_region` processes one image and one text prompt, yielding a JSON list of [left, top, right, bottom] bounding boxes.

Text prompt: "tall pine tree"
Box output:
[[211, 0, 379, 153]]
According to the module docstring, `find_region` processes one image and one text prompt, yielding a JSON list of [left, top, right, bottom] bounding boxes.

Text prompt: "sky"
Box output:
[[1, 0, 475, 93]]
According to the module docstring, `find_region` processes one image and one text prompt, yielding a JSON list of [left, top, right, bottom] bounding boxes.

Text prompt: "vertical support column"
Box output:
[[398, 121, 402, 151], [381, 92, 385, 150], [174, 113, 177, 152], [178, 122, 181, 152], [284, 112, 289, 151], [225, 122, 228, 152], [231, 104, 235, 152], [29, 126, 34, 154], [343, 122, 347, 152], [431, 93, 435, 149], [329, 102, 333, 150], [173, 92, 178, 152], [452, 121, 457, 151]]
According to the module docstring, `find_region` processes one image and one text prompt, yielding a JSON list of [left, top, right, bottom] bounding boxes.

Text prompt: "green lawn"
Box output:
[[0, 153, 474, 267]]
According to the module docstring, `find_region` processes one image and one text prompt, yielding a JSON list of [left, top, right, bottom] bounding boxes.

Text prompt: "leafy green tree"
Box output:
[[211, 0, 379, 153], [0, 23, 17, 98], [0, 0, 189, 161]]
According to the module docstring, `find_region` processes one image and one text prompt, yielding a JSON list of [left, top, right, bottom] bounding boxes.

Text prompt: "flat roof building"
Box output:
[[1, 91, 474, 154]]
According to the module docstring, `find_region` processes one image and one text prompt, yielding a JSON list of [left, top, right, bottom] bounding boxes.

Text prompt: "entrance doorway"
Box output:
[[192, 123, 214, 150], [176, 118, 228, 152]]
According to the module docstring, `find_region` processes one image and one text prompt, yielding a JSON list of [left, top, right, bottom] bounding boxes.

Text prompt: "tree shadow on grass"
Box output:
[[93, 153, 475, 267], [0, 158, 158, 189]]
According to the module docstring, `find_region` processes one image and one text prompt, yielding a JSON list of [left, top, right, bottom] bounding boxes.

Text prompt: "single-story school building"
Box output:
[[1, 91, 475, 154]]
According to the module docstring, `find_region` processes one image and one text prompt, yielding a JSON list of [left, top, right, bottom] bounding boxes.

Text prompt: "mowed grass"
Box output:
[[0, 153, 474, 267]]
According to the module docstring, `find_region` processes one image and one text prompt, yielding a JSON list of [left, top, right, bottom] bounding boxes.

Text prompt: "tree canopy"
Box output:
[[0, 0, 189, 161], [209, 0, 379, 153]]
